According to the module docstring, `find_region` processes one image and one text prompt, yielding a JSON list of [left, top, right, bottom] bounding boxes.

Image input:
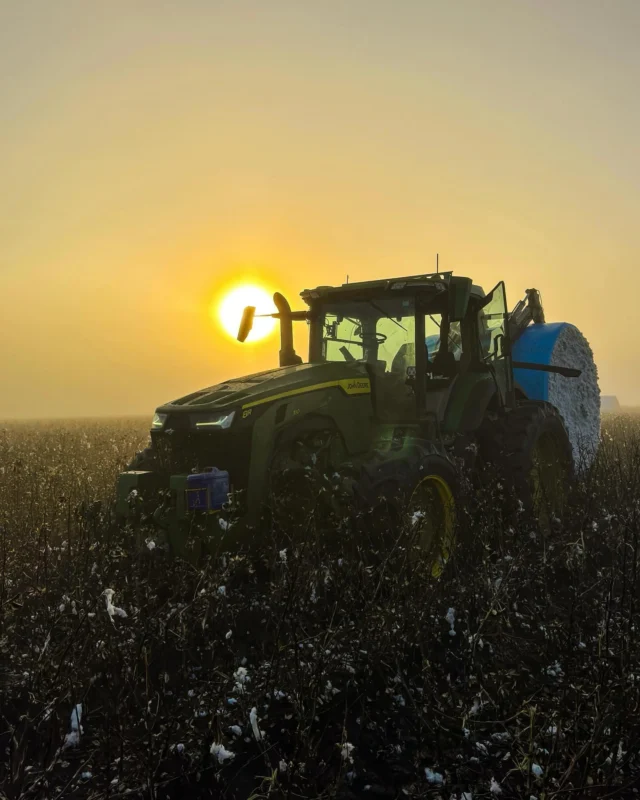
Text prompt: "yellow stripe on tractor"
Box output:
[[241, 378, 371, 411]]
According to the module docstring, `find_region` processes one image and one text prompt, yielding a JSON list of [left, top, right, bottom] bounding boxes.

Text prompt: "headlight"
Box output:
[[192, 411, 236, 430], [151, 412, 168, 430]]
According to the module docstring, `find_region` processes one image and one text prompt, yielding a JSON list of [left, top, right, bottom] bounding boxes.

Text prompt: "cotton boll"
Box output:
[[425, 767, 444, 784], [210, 742, 235, 763], [341, 742, 355, 763]]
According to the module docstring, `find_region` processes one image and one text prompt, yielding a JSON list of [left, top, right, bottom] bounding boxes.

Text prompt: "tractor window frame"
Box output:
[[478, 281, 514, 404]]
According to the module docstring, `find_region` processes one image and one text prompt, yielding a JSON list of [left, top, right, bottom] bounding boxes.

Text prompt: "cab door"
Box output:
[[478, 282, 513, 406]]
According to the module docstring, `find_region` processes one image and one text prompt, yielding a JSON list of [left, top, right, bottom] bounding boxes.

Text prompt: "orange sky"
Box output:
[[2, 0, 639, 418]]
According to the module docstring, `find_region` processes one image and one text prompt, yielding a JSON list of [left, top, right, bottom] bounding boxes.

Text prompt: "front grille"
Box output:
[[150, 426, 253, 490]]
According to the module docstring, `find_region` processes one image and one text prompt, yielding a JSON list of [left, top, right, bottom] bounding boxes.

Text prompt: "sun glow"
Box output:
[[217, 284, 277, 342]]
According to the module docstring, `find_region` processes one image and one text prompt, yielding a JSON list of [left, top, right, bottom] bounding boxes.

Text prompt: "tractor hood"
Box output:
[[156, 361, 372, 416]]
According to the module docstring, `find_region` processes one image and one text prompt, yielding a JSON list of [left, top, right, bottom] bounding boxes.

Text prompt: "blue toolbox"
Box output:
[[185, 467, 229, 512]]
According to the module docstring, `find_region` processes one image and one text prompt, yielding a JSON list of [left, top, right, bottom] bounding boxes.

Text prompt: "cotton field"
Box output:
[[1, 414, 639, 798]]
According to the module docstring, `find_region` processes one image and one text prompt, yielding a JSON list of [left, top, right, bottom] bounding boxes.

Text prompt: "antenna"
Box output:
[[436, 253, 439, 274], [346, 274, 349, 284]]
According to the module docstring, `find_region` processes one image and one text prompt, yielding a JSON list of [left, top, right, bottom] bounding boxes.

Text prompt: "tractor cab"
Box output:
[[299, 273, 515, 428], [239, 272, 515, 431]]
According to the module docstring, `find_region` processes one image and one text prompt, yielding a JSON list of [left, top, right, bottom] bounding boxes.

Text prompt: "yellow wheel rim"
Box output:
[[408, 474, 455, 577]]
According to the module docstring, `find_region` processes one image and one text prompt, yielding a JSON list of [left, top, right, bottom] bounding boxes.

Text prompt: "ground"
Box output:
[[0, 414, 639, 799]]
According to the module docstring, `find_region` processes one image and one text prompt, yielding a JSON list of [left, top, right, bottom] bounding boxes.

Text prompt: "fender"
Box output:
[[444, 374, 529, 433], [442, 373, 498, 433]]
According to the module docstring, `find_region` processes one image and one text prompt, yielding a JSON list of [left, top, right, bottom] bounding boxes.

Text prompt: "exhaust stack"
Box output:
[[273, 292, 303, 367]]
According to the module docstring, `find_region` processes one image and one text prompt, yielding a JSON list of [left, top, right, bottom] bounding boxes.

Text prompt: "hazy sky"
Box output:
[[2, 0, 639, 418]]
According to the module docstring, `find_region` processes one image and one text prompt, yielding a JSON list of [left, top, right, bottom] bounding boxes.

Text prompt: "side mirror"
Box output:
[[237, 306, 255, 342]]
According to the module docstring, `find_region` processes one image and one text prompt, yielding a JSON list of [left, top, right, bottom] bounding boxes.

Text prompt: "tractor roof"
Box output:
[[300, 272, 485, 302]]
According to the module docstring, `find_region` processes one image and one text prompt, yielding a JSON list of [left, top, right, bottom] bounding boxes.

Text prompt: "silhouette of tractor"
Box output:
[[117, 273, 581, 565]]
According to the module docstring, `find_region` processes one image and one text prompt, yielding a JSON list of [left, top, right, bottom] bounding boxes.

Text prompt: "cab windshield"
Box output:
[[314, 295, 463, 374], [317, 297, 416, 372]]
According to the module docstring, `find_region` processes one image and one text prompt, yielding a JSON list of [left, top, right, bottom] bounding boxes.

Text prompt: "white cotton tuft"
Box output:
[[210, 742, 235, 763], [425, 767, 444, 784], [490, 777, 502, 794], [469, 697, 482, 716], [233, 666, 249, 693], [546, 324, 600, 469], [250, 707, 263, 741], [103, 588, 127, 623], [446, 607, 456, 636], [340, 742, 355, 763], [63, 704, 83, 748]]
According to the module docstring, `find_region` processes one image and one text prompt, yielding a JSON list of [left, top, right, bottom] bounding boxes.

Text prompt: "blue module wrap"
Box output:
[[425, 334, 440, 360], [511, 322, 570, 402], [186, 467, 229, 511]]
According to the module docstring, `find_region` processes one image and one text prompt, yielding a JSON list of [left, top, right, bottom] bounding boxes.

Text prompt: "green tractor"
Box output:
[[116, 272, 580, 565]]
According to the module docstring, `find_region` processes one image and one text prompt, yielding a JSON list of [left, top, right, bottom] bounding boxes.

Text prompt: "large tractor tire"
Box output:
[[266, 424, 352, 527], [362, 453, 457, 577], [481, 401, 574, 530]]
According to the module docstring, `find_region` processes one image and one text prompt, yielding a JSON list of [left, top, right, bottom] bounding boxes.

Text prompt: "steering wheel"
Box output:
[[360, 331, 387, 344]]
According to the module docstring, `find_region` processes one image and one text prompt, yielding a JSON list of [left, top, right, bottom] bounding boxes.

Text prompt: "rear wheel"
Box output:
[[481, 401, 573, 531]]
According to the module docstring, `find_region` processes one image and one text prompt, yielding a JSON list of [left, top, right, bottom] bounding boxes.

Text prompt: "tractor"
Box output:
[[116, 272, 580, 564]]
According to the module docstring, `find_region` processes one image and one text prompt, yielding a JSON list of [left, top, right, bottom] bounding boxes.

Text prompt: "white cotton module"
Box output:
[[546, 326, 600, 468], [513, 322, 600, 470]]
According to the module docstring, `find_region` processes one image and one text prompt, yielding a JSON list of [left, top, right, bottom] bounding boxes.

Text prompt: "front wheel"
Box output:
[[363, 453, 457, 577], [406, 455, 457, 576]]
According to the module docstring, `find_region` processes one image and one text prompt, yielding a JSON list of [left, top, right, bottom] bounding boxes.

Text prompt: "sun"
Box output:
[[217, 284, 277, 342]]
